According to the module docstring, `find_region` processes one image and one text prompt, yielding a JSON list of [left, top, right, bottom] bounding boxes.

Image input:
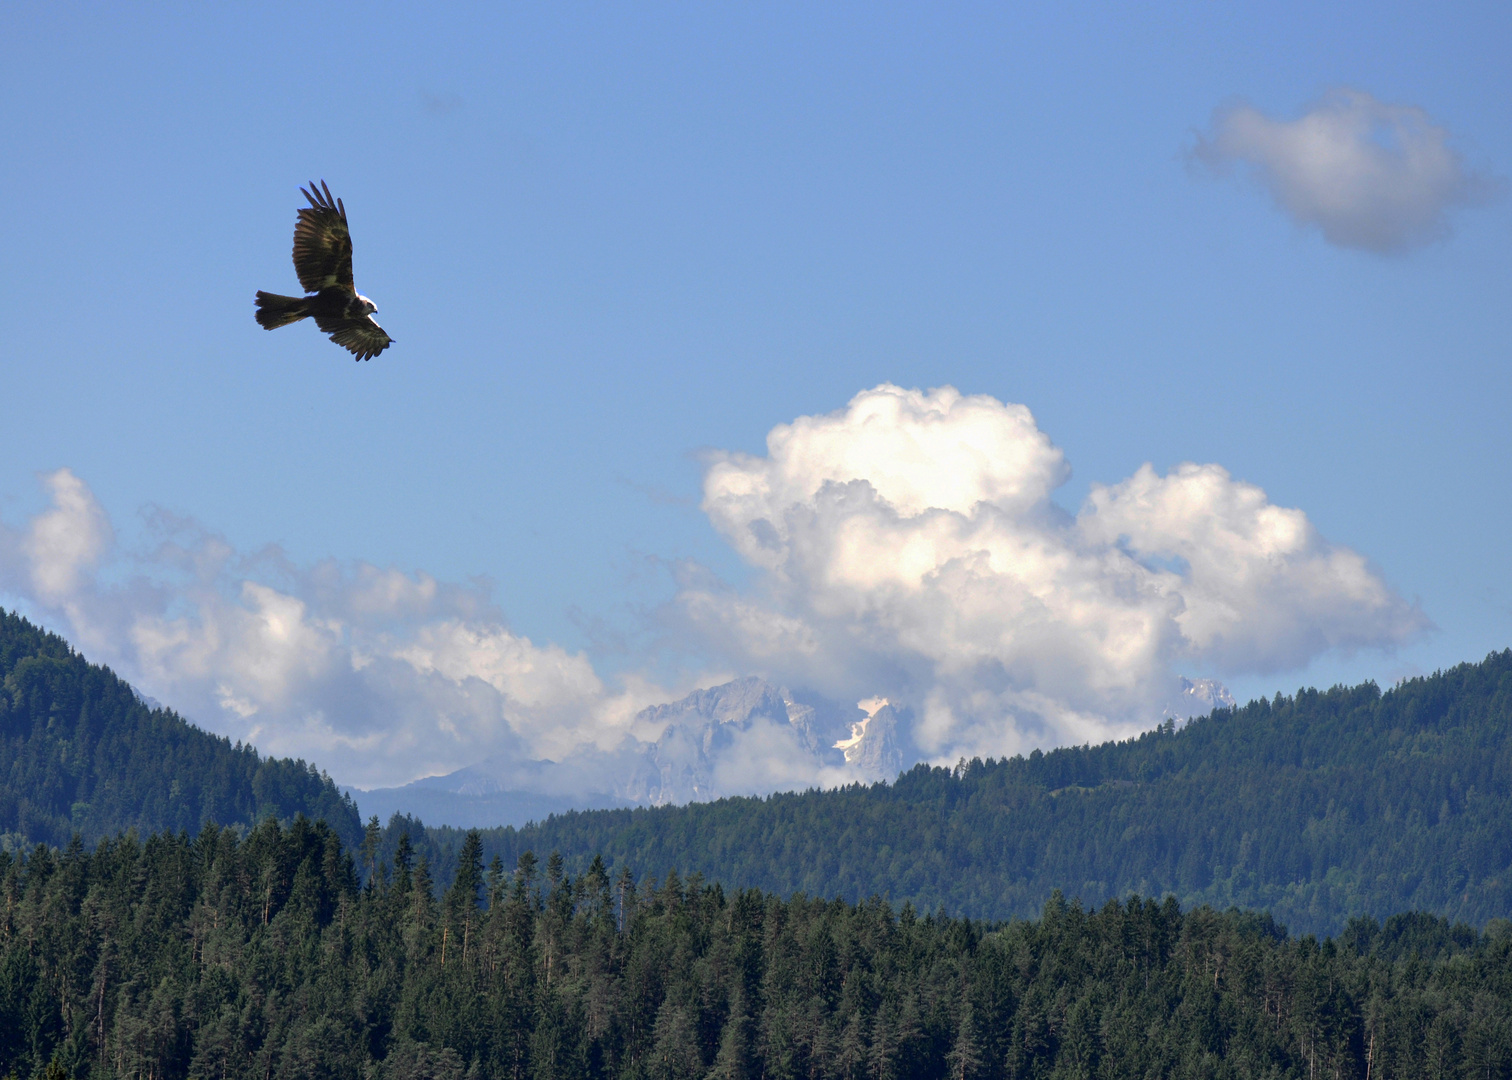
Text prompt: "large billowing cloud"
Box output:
[[0, 470, 671, 788], [1190, 88, 1502, 252], [1, 389, 1426, 790], [681, 384, 1426, 761]]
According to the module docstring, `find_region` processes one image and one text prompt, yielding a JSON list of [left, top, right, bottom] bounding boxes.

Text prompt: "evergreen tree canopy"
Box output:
[[5, 822, 1512, 1080]]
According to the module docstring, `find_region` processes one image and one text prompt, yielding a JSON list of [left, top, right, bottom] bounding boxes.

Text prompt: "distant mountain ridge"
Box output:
[[354, 672, 1220, 829], [353, 675, 908, 827], [395, 650, 1512, 936], [0, 608, 361, 848]]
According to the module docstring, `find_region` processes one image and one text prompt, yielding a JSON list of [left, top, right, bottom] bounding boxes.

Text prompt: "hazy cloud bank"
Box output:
[[1190, 88, 1502, 252], [0, 385, 1427, 791], [0, 470, 673, 788]]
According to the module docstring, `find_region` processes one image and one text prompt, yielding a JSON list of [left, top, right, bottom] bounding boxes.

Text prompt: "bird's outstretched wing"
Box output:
[[326, 316, 394, 361], [292, 180, 355, 294]]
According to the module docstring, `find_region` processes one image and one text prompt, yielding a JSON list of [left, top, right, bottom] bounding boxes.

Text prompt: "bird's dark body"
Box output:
[[308, 287, 367, 326], [254, 181, 393, 360]]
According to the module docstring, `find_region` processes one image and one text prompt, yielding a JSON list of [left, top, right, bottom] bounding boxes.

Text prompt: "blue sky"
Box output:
[[1, 3, 1509, 789]]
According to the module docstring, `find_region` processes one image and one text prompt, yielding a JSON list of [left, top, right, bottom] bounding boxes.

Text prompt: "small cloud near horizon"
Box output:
[[1189, 88, 1504, 253]]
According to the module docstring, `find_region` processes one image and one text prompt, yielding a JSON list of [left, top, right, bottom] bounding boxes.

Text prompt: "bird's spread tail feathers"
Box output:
[[254, 291, 311, 330]]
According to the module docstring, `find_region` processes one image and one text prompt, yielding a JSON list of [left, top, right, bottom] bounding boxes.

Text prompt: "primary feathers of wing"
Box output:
[[327, 316, 394, 361], [292, 180, 355, 294]]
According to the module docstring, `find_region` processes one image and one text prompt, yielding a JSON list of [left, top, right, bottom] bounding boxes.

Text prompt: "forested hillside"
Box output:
[[6, 820, 1512, 1080], [0, 609, 360, 849], [391, 652, 1512, 937]]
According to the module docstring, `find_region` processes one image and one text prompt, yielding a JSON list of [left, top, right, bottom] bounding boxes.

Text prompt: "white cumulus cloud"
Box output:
[[1190, 88, 1503, 252], [682, 384, 1427, 761]]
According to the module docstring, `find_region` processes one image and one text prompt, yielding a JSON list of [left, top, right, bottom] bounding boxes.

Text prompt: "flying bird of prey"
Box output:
[[255, 181, 394, 360]]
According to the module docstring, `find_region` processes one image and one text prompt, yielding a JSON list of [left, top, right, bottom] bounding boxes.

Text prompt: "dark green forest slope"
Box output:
[[7, 821, 1512, 1080], [0, 609, 359, 849], [395, 652, 1512, 937]]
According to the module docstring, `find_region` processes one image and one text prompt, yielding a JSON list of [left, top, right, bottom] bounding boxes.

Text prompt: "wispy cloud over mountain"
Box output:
[[0, 385, 1428, 794], [0, 469, 670, 788], [1190, 88, 1503, 252]]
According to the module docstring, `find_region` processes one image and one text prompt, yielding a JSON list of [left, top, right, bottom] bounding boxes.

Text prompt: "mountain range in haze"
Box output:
[[351, 673, 1234, 828], [349, 677, 912, 827]]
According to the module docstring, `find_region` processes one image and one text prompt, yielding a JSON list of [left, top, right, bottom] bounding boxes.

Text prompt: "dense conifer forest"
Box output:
[[0, 610, 360, 851], [5, 819, 1512, 1080], [397, 651, 1512, 937]]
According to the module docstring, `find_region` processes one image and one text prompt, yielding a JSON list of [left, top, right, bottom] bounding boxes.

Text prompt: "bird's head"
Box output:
[[355, 293, 378, 315]]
